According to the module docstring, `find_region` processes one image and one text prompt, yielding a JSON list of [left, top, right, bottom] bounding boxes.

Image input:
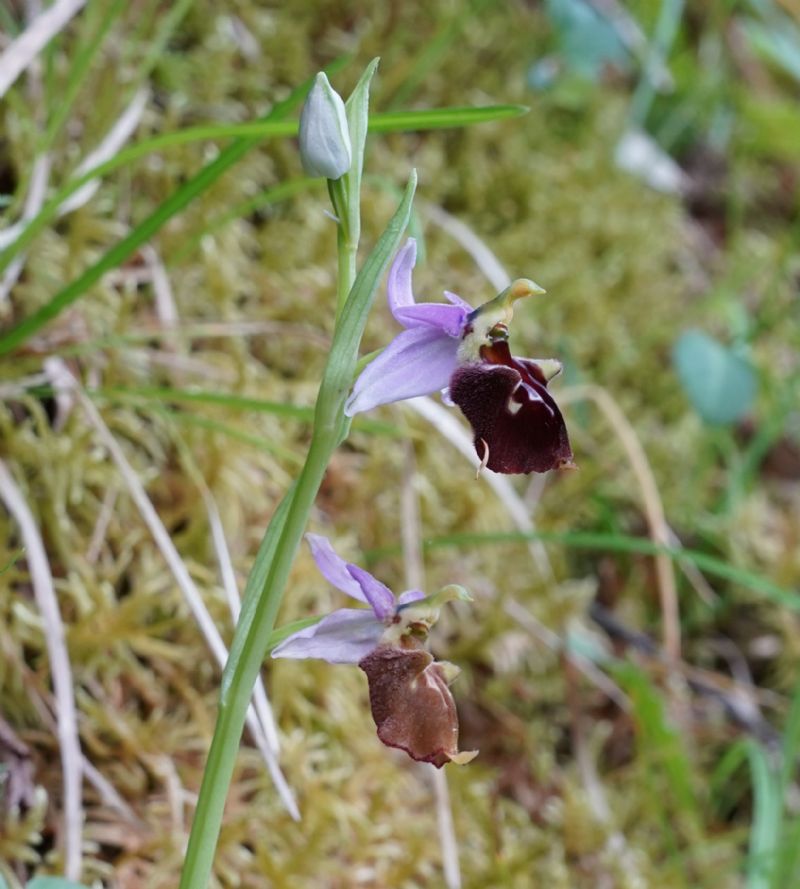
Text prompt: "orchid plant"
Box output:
[[179, 61, 571, 888]]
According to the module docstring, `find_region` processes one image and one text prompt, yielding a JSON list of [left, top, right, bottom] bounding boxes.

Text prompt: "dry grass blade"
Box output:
[[0, 154, 50, 302], [505, 600, 630, 712], [590, 602, 780, 742], [407, 396, 630, 710], [43, 358, 299, 820], [0, 0, 85, 99], [422, 201, 510, 292], [431, 765, 461, 889], [400, 442, 461, 889], [150, 243, 280, 759], [563, 654, 642, 884], [0, 459, 83, 880], [59, 88, 149, 216], [0, 0, 50, 306], [0, 87, 146, 306], [80, 758, 139, 824], [141, 244, 179, 329], [559, 384, 681, 662], [407, 396, 553, 578], [400, 441, 462, 889], [85, 485, 118, 565], [181, 446, 282, 758], [1, 624, 140, 823]]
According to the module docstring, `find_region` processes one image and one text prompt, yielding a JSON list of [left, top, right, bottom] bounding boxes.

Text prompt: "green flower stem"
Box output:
[[178, 486, 293, 889], [336, 226, 359, 320], [328, 176, 358, 320], [178, 172, 416, 889]]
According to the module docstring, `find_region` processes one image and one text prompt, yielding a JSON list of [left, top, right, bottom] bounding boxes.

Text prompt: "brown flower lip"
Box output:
[[359, 642, 477, 769], [449, 339, 574, 475]]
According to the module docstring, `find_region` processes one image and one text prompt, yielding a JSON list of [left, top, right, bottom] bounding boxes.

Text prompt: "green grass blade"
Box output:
[[615, 661, 700, 820], [59, 104, 526, 186], [135, 0, 196, 83], [0, 149, 250, 355], [711, 738, 751, 820], [746, 741, 781, 889], [26, 379, 405, 438], [88, 385, 405, 438], [780, 675, 800, 794], [121, 396, 304, 465], [368, 104, 528, 131], [0, 72, 317, 357], [168, 178, 320, 264], [0, 119, 298, 278], [0, 102, 528, 274], [161, 412, 304, 466], [773, 818, 800, 888], [399, 530, 800, 609], [267, 616, 321, 651], [43, 0, 127, 149], [97, 385, 314, 420], [0, 548, 24, 575]]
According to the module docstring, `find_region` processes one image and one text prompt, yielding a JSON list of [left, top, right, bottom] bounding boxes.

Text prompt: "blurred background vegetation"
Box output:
[[0, 0, 798, 886]]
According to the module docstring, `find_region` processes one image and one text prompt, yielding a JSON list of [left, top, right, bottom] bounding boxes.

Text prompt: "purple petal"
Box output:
[[345, 326, 460, 416], [398, 589, 425, 605], [346, 564, 396, 621], [444, 290, 473, 312], [393, 302, 467, 337], [386, 240, 469, 336], [306, 533, 368, 604], [387, 238, 418, 318], [271, 608, 384, 664]]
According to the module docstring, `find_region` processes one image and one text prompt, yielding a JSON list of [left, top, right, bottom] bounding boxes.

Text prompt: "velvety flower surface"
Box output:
[[360, 643, 474, 768], [272, 534, 475, 767], [450, 339, 573, 474], [345, 238, 574, 474]]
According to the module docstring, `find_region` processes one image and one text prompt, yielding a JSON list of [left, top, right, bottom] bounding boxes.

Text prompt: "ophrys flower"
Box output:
[[272, 534, 476, 768], [345, 239, 574, 474]]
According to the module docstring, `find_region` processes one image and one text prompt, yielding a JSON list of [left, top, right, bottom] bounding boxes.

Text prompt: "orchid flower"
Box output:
[[345, 238, 574, 474], [272, 534, 476, 768]]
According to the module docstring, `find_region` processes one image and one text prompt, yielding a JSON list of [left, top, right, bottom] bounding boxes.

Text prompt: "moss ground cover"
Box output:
[[0, 1, 799, 886]]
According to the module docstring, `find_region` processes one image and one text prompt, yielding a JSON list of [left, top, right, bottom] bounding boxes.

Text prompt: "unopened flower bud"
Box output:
[[298, 72, 352, 180]]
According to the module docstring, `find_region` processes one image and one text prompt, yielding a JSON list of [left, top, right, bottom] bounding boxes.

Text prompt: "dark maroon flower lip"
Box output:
[[450, 340, 574, 475], [344, 240, 564, 475], [359, 644, 477, 769]]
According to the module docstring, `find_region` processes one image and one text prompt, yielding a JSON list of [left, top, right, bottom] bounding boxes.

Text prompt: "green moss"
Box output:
[[0, 0, 798, 885]]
